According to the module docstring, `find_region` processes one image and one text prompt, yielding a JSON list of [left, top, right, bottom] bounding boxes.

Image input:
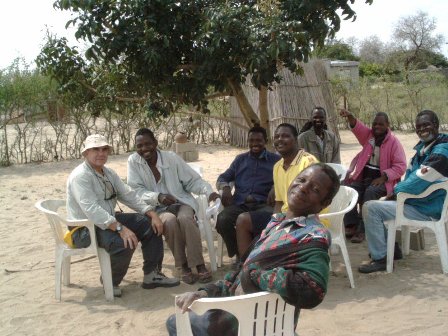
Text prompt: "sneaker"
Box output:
[[113, 286, 122, 297], [142, 270, 180, 289], [358, 258, 387, 274]]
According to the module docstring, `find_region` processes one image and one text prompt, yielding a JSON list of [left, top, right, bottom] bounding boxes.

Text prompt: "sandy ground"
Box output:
[[1, 130, 448, 336]]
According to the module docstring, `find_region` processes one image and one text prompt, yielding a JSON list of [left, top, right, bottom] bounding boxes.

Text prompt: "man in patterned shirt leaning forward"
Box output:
[[166, 163, 340, 336]]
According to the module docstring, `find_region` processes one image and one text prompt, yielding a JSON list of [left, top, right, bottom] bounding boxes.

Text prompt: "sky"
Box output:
[[0, 0, 447, 69]]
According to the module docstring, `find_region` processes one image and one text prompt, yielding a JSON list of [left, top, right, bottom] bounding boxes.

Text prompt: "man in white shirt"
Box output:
[[67, 134, 179, 297], [127, 128, 219, 284]]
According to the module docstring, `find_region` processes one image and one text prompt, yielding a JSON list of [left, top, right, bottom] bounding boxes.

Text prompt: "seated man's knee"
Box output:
[[236, 212, 252, 233], [362, 200, 382, 218], [161, 213, 177, 234], [216, 208, 235, 232], [177, 212, 194, 226]]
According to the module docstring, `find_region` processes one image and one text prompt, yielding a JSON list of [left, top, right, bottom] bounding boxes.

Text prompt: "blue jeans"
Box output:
[[363, 200, 432, 260]]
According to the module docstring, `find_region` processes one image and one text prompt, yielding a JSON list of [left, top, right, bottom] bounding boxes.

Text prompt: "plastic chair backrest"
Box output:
[[187, 162, 203, 177], [175, 292, 296, 336], [36, 199, 98, 254], [326, 163, 347, 182], [319, 186, 358, 288]]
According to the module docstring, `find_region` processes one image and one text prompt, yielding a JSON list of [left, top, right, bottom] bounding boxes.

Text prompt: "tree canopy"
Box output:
[[392, 10, 445, 73], [37, 0, 373, 128]]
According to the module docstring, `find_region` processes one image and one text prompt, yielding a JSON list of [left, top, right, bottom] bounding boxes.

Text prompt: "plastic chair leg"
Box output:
[[54, 249, 64, 301], [202, 221, 217, 272], [338, 240, 355, 288], [98, 248, 114, 301], [217, 235, 223, 268], [433, 225, 448, 274], [62, 255, 71, 286]]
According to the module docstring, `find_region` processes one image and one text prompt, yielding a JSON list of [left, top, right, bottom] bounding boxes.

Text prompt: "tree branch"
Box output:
[[179, 109, 249, 130]]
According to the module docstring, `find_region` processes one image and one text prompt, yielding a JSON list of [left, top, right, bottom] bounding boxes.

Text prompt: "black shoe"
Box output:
[[358, 258, 387, 274]]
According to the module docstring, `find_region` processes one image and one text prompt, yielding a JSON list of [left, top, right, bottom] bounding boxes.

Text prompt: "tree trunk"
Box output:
[[227, 78, 260, 127], [258, 85, 271, 140]]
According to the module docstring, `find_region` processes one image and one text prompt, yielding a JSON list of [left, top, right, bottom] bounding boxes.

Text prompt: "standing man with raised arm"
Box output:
[[67, 134, 179, 297], [340, 109, 407, 243]]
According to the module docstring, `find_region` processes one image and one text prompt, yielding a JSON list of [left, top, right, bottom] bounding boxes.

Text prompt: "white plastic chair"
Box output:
[[385, 181, 448, 274], [35, 199, 114, 301], [319, 186, 358, 288], [175, 291, 296, 336], [188, 163, 223, 271], [326, 163, 348, 182]]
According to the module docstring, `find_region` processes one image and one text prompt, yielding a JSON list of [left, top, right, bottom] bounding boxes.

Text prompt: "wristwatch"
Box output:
[[116, 223, 123, 233]]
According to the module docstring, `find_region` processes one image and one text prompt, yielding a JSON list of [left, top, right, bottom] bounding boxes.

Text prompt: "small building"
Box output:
[[326, 60, 360, 84]]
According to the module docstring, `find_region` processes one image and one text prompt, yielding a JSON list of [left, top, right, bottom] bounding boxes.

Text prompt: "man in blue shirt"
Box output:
[[216, 126, 280, 262], [360, 110, 448, 273]]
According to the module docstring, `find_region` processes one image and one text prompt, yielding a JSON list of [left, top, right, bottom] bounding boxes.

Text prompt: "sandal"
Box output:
[[181, 271, 197, 285], [197, 270, 213, 284]]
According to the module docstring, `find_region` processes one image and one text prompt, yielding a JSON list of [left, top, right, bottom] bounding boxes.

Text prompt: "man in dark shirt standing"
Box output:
[[215, 126, 280, 263]]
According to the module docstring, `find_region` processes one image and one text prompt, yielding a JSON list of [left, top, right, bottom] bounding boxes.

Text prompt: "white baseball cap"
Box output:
[[81, 134, 112, 154]]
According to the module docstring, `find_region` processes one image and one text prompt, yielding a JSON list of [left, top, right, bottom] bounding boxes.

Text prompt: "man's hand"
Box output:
[[371, 175, 387, 186], [339, 108, 356, 128], [385, 194, 397, 201], [119, 225, 139, 249], [221, 186, 233, 207], [175, 291, 207, 313], [146, 211, 164, 236], [158, 193, 177, 206], [208, 192, 220, 203]]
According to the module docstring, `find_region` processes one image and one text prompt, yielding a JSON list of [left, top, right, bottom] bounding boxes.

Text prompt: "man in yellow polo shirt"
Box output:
[[236, 123, 323, 259], [273, 124, 318, 213]]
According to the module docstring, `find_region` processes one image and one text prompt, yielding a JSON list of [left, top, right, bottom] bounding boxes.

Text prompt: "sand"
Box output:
[[1, 130, 447, 336]]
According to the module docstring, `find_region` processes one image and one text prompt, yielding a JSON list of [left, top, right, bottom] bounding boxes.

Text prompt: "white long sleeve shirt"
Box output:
[[127, 151, 213, 213], [66, 161, 153, 230]]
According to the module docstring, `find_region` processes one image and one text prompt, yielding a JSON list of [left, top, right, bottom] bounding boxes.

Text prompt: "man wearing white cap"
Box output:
[[66, 134, 180, 297]]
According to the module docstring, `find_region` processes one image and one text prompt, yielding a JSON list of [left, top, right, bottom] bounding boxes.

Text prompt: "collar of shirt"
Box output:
[[248, 149, 268, 160], [271, 212, 318, 229], [289, 149, 306, 166]]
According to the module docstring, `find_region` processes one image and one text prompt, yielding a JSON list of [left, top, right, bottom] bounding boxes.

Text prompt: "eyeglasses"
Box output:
[[103, 179, 117, 201]]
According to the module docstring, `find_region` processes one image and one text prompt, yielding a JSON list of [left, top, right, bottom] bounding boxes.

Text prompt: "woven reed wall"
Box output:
[[229, 59, 339, 147]]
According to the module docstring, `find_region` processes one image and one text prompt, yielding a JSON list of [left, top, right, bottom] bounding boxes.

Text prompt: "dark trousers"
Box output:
[[216, 203, 273, 258], [343, 180, 387, 233], [95, 213, 163, 286], [166, 310, 237, 336]]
